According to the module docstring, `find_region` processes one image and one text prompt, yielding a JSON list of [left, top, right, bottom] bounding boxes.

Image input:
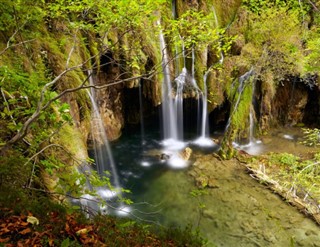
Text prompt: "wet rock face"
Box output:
[[94, 56, 124, 141], [273, 79, 308, 126], [258, 78, 311, 129]]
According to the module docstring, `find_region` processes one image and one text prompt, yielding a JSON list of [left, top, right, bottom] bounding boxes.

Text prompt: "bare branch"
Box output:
[[66, 32, 79, 68], [0, 39, 36, 57], [308, 0, 319, 11], [0, 24, 165, 152]]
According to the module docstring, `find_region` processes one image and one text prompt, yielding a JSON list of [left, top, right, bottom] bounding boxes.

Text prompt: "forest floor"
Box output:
[[0, 207, 173, 246], [0, 204, 205, 246]]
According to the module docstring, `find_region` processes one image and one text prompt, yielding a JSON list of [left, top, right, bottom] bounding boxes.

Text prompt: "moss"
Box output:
[[219, 75, 254, 157], [231, 80, 253, 132], [57, 124, 88, 161]]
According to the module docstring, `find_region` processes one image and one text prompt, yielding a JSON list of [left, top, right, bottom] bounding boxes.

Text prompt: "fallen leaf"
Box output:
[[19, 228, 31, 235], [20, 221, 29, 227], [0, 227, 11, 234]]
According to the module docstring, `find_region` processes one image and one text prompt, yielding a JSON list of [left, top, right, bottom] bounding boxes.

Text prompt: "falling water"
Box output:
[[190, 48, 200, 90], [226, 69, 262, 155], [158, 20, 184, 149], [158, 20, 187, 169], [248, 80, 257, 144], [87, 70, 121, 192], [174, 68, 187, 140], [225, 68, 254, 133], [200, 71, 209, 138], [87, 71, 131, 215], [249, 105, 254, 143], [191, 4, 224, 147], [194, 70, 215, 146]]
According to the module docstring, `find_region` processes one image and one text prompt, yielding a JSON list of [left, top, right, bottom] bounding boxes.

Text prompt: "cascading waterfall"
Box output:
[[194, 70, 215, 146], [190, 48, 200, 91], [240, 79, 262, 155], [88, 71, 120, 190], [174, 68, 187, 140], [249, 106, 255, 143], [158, 19, 187, 168], [87, 70, 130, 215], [248, 80, 257, 144], [158, 20, 181, 147], [227, 69, 262, 155], [192, 5, 224, 147], [225, 68, 254, 133]]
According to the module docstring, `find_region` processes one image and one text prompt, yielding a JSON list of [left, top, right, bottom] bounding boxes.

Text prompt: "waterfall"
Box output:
[[190, 48, 200, 90], [248, 80, 257, 144], [87, 70, 121, 193], [225, 68, 254, 133], [249, 106, 254, 143], [158, 20, 185, 150], [200, 71, 210, 138], [226, 68, 262, 155], [157, 20, 187, 169], [174, 68, 187, 140], [194, 70, 215, 146], [236, 92, 262, 155], [87, 70, 131, 215], [192, 4, 224, 147]]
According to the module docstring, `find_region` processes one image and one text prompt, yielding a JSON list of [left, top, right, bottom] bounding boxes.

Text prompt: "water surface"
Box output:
[[110, 127, 320, 246]]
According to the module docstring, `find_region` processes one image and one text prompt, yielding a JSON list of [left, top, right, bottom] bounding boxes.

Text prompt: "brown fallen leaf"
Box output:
[[20, 221, 29, 227], [19, 228, 31, 235], [0, 227, 11, 234]]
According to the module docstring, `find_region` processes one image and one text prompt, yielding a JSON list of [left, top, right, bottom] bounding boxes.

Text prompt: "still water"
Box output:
[[108, 127, 320, 246]]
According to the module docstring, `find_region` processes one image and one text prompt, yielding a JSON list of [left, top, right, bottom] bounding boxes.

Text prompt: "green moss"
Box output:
[[57, 124, 88, 162], [231, 81, 253, 132]]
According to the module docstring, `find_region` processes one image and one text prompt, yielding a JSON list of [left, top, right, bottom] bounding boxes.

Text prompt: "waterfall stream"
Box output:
[[87, 71, 130, 215], [158, 20, 180, 146], [88, 72, 120, 190], [194, 70, 215, 146], [225, 68, 254, 133]]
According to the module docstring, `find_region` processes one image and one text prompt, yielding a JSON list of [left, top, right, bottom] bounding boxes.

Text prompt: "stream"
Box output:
[[109, 126, 320, 246]]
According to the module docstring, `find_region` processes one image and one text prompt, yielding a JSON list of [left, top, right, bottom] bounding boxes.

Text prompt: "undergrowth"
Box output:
[[0, 189, 208, 246]]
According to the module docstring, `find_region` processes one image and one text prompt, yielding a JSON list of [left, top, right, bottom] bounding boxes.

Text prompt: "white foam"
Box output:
[[116, 206, 131, 216], [162, 138, 186, 150], [233, 140, 263, 155], [141, 161, 151, 167], [97, 188, 119, 199], [193, 137, 216, 147], [167, 153, 188, 169], [283, 134, 294, 140]]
